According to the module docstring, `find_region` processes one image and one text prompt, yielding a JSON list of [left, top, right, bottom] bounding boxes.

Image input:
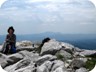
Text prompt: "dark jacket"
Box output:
[[6, 34, 16, 46]]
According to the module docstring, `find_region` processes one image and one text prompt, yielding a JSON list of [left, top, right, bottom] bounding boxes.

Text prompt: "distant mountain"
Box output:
[[0, 32, 96, 42], [0, 32, 96, 50]]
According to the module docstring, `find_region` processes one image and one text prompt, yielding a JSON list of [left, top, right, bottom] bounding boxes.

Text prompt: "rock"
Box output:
[[73, 52, 81, 57], [36, 54, 57, 66], [4, 58, 33, 72], [0, 53, 8, 68], [78, 58, 88, 63], [19, 50, 39, 61], [37, 60, 67, 72], [14, 66, 35, 72], [75, 68, 88, 72], [15, 59, 31, 70], [64, 48, 73, 55], [37, 61, 52, 72], [16, 40, 33, 47], [0, 45, 3, 51], [53, 66, 67, 72], [0, 39, 95, 72], [0, 53, 13, 68], [16, 47, 34, 52], [56, 50, 72, 59], [61, 43, 75, 56], [51, 60, 65, 71], [70, 59, 86, 69], [16, 41, 34, 52], [65, 60, 73, 68], [60, 42, 74, 50], [79, 50, 96, 56], [4, 51, 39, 72], [74, 47, 83, 52], [40, 39, 62, 55], [1, 51, 39, 69], [0, 53, 23, 68], [7, 53, 24, 65], [52, 60, 67, 72]]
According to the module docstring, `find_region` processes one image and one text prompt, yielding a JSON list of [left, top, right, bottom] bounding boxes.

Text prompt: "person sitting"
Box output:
[[2, 26, 16, 54]]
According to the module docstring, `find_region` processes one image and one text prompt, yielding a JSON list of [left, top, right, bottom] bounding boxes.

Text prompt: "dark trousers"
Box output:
[[4, 44, 16, 54], [4, 44, 10, 54]]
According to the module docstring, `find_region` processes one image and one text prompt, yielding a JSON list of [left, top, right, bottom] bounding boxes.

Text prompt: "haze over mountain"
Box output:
[[0, 32, 96, 50]]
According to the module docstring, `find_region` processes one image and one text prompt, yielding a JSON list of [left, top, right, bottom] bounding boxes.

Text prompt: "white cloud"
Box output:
[[26, 0, 70, 3], [1, 0, 95, 10], [37, 4, 58, 12], [0, 0, 96, 34]]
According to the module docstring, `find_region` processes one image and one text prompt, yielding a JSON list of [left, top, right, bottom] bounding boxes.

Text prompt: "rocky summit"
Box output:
[[0, 39, 96, 72]]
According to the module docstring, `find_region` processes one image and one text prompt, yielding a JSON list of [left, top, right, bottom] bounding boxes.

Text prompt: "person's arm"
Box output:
[[14, 34, 16, 44], [5, 35, 9, 42]]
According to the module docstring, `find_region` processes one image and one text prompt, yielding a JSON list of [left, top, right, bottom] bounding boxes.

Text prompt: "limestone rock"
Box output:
[[75, 68, 88, 72], [79, 50, 96, 56], [40, 39, 62, 55], [36, 54, 57, 66]]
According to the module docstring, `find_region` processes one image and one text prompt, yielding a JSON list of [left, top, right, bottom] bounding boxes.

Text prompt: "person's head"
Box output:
[[7, 26, 15, 34], [42, 37, 50, 44]]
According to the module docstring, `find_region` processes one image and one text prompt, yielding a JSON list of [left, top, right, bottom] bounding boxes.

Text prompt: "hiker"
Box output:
[[2, 26, 16, 54], [38, 37, 50, 53]]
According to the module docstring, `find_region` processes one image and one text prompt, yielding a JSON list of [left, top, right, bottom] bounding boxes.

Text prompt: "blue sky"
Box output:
[[0, 0, 96, 35]]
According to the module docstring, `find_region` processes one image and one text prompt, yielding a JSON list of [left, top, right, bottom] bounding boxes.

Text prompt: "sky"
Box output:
[[0, 0, 96, 35]]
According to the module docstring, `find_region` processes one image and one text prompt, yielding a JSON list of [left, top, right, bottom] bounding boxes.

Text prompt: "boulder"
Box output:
[[4, 58, 33, 72], [16, 40, 33, 47], [16, 41, 34, 52], [60, 42, 74, 50], [0, 53, 13, 68], [51, 60, 65, 71], [0, 52, 27, 69], [37, 61, 52, 72], [14, 66, 35, 72], [40, 39, 62, 55], [37, 60, 67, 72], [16, 47, 34, 52], [74, 47, 83, 52], [56, 50, 72, 59], [70, 59, 86, 69], [75, 68, 88, 72], [65, 60, 73, 68], [19, 50, 39, 61], [36, 54, 57, 66], [15, 59, 31, 70], [53, 66, 67, 72], [7, 53, 24, 65], [4, 51, 39, 72], [79, 50, 96, 56]]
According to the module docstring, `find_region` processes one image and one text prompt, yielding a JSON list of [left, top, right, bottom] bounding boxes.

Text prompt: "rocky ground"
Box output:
[[0, 39, 96, 72]]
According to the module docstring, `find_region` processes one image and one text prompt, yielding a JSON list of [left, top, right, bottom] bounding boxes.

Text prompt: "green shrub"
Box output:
[[56, 53, 64, 61], [85, 58, 96, 71]]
